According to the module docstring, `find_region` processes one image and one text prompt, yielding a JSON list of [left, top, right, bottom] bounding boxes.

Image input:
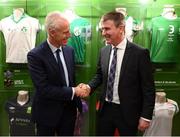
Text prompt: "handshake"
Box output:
[[74, 83, 91, 98]]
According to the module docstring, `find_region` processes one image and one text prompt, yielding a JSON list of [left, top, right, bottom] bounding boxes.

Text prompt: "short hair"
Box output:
[[101, 11, 125, 27], [45, 11, 66, 31]]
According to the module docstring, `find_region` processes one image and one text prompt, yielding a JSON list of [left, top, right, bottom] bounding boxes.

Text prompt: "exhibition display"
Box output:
[[0, 8, 40, 63], [144, 92, 179, 136], [0, 0, 179, 136], [5, 90, 35, 136], [149, 6, 180, 63]]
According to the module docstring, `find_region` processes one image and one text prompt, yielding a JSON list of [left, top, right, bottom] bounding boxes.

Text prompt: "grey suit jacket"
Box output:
[[89, 41, 155, 126]]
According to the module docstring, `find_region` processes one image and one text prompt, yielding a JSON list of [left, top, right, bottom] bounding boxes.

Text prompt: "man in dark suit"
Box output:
[[80, 11, 155, 136], [27, 11, 86, 136]]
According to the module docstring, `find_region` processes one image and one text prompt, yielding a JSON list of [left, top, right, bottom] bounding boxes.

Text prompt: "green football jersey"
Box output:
[[68, 18, 91, 63], [149, 16, 180, 63]]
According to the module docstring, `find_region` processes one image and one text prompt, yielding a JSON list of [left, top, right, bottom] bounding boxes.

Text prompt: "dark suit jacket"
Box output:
[[89, 41, 155, 127], [27, 41, 82, 127]]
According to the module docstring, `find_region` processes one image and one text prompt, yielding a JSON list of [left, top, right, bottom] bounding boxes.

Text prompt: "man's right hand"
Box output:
[[74, 83, 90, 98]]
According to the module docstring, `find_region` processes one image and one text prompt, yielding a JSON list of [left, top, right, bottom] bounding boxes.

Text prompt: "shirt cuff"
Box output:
[[140, 117, 151, 122], [87, 84, 91, 91], [71, 87, 75, 100]]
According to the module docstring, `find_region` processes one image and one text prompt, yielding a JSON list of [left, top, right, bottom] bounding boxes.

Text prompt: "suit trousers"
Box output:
[[97, 101, 138, 136], [36, 102, 77, 136]]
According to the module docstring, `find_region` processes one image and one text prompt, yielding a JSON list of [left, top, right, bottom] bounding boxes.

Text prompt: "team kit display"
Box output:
[[0, 5, 179, 136], [68, 17, 91, 63], [0, 9, 40, 63], [149, 16, 180, 63], [5, 96, 35, 136], [1, 8, 179, 64]]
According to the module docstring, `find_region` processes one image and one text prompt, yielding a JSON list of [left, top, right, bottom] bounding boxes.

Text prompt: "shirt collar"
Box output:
[[112, 38, 127, 50], [47, 39, 62, 53]]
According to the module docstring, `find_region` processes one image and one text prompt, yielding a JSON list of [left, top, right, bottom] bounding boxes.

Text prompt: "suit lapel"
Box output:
[[119, 41, 132, 83], [43, 41, 60, 71], [43, 42, 70, 86], [104, 46, 111, 78], [62, 47, 73, 85]]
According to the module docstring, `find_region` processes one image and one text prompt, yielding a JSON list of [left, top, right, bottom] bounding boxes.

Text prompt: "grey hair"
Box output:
[[45, 11, 66, 31]]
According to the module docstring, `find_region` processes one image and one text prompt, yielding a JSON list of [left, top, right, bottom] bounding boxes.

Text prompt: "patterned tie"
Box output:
[[106, 47, 117, 102]]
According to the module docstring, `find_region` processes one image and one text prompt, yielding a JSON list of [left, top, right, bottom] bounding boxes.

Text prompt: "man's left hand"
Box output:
[[138, 118, 150, 132]]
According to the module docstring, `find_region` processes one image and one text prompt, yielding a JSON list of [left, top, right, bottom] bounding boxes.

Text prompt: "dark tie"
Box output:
[[56, 49, 62, 67], [106, 47, 117, 102], [55, 49, 66, 84]]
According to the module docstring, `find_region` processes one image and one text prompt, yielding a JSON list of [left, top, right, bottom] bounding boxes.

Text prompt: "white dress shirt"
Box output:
[[47, 39, 75, 100], [106, 38, 127, 104]]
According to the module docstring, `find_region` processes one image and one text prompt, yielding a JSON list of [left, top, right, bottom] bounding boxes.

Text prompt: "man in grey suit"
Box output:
[[80, 11, 155, 136]]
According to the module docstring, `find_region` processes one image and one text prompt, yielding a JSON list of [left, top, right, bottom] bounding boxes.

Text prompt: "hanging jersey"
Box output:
[[0, 14, 40, 63], [144, 101, 178, 136], [125, 16, 134, 42], [125, 16, 143, 42], [5, 96, 35, 136], [68, 18, 91, 63], [149, 16, 180, 63]]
